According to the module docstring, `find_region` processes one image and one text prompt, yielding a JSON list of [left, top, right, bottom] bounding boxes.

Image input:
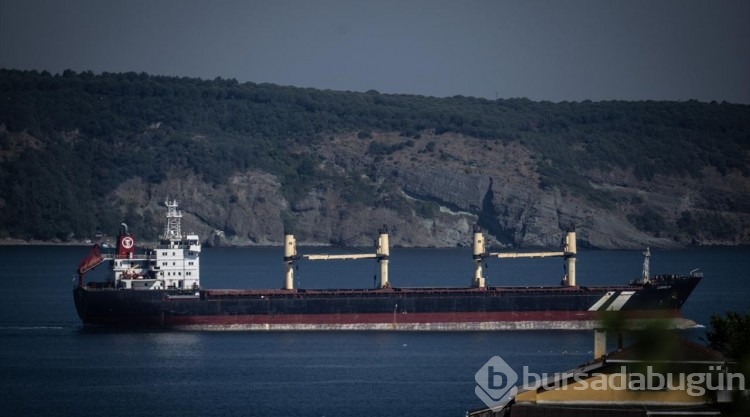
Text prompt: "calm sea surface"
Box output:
[[1, 245, 748, 416]]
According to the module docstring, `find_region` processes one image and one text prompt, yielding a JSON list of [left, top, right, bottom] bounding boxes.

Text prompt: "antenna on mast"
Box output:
[[641, 247, 651, 284]]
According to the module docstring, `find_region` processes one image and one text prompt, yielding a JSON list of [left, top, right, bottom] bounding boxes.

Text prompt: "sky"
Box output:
[[1, 0, 749, 103]]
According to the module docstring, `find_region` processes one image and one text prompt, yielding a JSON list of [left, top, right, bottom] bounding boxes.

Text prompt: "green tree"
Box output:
[[705, 311, 750, 416], [706, 311, 750, 365]]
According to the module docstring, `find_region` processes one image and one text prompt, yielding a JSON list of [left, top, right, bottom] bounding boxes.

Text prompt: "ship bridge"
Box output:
[[75, 200, 201, 291]]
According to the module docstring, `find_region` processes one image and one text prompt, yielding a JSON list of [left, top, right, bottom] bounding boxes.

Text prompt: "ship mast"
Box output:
[[283, 227, 390, 290], [472, 226, 577, 288], [641, 247, 651, 284], [163, 199, 182, 241]]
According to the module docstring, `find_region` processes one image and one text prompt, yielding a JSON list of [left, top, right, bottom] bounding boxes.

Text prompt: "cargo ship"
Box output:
[[73, 201, 702, 330]]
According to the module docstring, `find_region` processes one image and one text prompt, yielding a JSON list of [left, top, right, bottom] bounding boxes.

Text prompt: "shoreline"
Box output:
[[0, 237, 746, 250]]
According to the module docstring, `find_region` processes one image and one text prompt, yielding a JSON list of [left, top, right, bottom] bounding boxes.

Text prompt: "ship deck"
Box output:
[[199, 284, 640, 298]]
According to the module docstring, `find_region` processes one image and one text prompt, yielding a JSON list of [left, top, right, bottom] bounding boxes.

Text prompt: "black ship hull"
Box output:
[[73, 275, 701, 330]]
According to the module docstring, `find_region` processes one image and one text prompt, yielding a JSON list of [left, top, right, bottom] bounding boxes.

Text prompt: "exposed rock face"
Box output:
[[111, 172, 287, 246], [107, 132, 749, 249]]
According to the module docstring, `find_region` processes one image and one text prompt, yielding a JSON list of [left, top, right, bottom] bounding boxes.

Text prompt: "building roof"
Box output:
[[468, 338, 730, 417]]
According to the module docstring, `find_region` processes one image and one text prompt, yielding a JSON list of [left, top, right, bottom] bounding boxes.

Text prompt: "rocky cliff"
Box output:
[[2, 70, 748, 248], [106, 131, 749, 249]]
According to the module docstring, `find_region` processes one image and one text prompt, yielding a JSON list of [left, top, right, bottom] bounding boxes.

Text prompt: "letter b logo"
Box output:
[[475, 356, 518, 411], [487, 365, 508, 389]]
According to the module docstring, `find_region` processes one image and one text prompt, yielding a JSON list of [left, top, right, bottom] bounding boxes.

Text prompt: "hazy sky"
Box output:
[[1, 0, 748, 103]]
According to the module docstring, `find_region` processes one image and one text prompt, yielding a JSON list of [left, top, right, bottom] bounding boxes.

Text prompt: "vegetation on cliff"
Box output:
[[0, 69, 748, 244]]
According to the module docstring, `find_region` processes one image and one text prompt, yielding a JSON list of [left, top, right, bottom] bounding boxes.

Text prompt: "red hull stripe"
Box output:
[[166, 310, 681, 326]]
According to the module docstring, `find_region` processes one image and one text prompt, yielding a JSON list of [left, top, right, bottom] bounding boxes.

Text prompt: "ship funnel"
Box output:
[[116, 224, 136, 259]]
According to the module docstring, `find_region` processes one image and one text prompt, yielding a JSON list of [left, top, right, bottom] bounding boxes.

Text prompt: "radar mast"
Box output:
[[163, 199, 182, 240]]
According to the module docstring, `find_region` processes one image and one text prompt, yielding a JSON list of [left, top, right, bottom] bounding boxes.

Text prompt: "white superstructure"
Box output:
[[108, 200, 201, 290]]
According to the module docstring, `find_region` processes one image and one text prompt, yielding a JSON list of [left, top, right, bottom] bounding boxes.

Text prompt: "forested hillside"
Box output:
[[1, 69, 748, 247]]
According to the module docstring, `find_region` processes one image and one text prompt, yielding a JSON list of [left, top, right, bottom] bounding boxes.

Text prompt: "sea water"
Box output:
[[1, 245, 748, 416]]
